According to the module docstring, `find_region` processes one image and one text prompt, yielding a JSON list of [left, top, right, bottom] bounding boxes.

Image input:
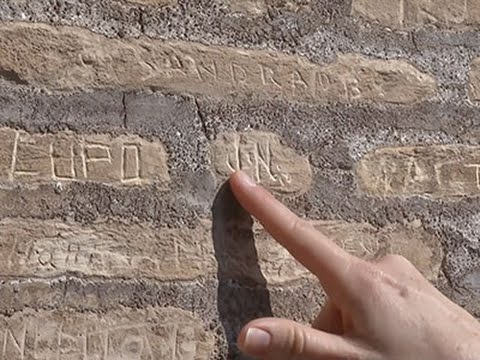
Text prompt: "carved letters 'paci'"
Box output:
[[0, 128, 170, 187], [0, 22, 436, 104], [0, 307, 214, 360], [357, 145, 480, 197], [211, 132, 313, 195]]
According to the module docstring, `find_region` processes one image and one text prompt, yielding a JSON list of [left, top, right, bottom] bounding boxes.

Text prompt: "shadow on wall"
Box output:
[[212, 180, 273, 360]]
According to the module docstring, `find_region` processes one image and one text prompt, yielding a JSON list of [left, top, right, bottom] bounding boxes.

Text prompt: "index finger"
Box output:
[[229, 171, 354, 299]]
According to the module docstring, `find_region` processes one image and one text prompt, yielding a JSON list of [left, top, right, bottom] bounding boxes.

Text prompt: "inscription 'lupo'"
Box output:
[[0, 128, 170, 187], [357, 145, 480, 197], [211, 132, 313, 194], [0, 307, 214, 360]]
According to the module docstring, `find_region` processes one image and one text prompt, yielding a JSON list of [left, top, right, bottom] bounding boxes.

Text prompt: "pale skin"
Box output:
[[229, 171, 480, 360]]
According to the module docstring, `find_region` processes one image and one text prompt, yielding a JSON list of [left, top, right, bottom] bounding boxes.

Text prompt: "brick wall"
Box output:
[[0, 0, 478, 359]]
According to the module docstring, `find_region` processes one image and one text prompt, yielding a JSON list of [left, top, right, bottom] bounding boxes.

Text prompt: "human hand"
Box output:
[[229, 171, 480, 360]]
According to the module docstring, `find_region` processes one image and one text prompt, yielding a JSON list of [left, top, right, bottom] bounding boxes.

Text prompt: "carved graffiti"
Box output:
[[0, 23, 436, 104], [0, 308, 214, 360], [353, 0, 480, 28], [0, 128, 170, 187], [1, 219, 214, 281], [357, 145, 480, 197], [211, 132, 312, 194]]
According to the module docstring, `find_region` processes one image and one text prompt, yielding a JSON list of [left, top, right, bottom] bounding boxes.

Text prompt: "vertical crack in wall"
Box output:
[[122, 92, 128, 128], [195, 98, 213, 140]]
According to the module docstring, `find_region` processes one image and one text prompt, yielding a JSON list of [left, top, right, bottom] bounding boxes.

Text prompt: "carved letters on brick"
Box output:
[[0, 128, 170, 187], [0, 308, 214, 360], [357, 145, 480, 197], [0, 218, 442, 284], [0, 23, 436, 104], [352, 0, 480, 27], [211, 132, 313, 194]]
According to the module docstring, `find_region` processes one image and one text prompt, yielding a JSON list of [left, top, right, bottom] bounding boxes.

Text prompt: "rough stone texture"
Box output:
[[0, 307, 214, 360], [0, 0, 478, 358]]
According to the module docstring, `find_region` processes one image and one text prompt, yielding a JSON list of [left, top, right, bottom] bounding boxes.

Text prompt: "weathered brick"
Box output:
[[0, 22, 436, 104], [211, 132, 313, 195], [469, 58, 480, 100], [353, 0, 480, 28], [357, 145, 480, 197], [257, 220, 443, 282], [352, 0, 404, 27], [125, 0, 176, 5], [0, 307, 214, 360], [0, 218, 442, 283], [0, 127, 170, 188], [226, 0, 310, 15]]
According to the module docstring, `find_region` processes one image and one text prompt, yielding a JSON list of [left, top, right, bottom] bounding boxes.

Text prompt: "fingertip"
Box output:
[[237, 319, 275, 357], [229, 170, 257, 191]]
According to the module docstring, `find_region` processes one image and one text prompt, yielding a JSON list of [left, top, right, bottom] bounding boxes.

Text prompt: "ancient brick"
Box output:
[[404, 0, 468, 27], [227, 0, 268, 15], [357, 145, 480, 197], [0, 307, 214, 360], [0, 218, 443, 283], [351, 0, 404, 27], [469, 58, 480, 101], [265, 220, 443, 282], [0, 22, 436, 104], [210, 132, 313, 195], [0, 127, 170, 188], [125, 0, 176, 5], [353, 0, 480, 28], [0, 219, 215, 281]]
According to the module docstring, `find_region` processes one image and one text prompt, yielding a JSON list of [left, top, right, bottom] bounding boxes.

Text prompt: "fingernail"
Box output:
[[244, 328, 271, 355], [236, 171, 257, 187]]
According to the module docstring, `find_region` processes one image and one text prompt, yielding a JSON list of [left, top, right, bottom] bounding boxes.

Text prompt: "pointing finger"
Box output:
[[229, 171, 355, 300]]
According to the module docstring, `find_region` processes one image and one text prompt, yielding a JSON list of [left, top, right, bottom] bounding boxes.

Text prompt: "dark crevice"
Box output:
[[139, 9, 146, 34], [121, 92, 128, 128], [0, 68, 29, 85], [195, 98, 212, 140]]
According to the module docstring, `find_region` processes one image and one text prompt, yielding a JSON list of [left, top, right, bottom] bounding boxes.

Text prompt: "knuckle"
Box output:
[[379, 254, 413, 269], [352, 260, 396, 295], [289, 217, 311, 234], [286, 326, 307, 357]]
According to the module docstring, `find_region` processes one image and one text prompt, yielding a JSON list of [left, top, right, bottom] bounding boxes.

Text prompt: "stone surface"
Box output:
[[225, 0, 311, 15], [357, 145, 480, 198], [352, 0, 404, 27], [0, 307, 214, 360], [352, 0, 480, 28], [211, 131, 313, 194], [125, 0, 176, 6], [0, 22, 436, 104], [0, 0, 479, 358], [0, 218, 442, 283], [469, 58, 480, 101], [0, 127, 170, 188]]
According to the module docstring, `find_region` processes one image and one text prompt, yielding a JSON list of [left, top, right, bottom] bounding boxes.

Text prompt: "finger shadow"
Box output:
[[212, 180, 273, 360]]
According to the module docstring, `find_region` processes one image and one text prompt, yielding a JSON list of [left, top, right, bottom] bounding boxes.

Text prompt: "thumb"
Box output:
[[237, 318, 367, 360]]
